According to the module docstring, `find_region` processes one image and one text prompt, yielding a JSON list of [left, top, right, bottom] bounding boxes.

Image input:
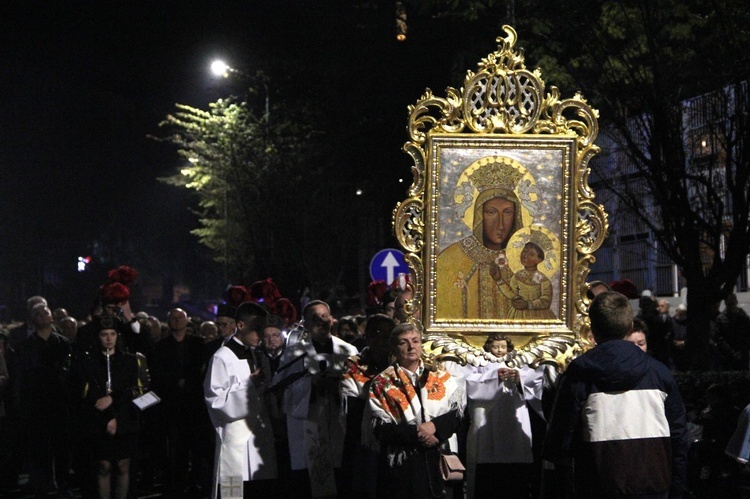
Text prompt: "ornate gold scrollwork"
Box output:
[[394, 25, 608, 370]]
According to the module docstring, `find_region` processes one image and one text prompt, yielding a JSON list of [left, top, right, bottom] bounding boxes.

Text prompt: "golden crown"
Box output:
[[468, 158, 525, 192], [527, 227, 554, 253]]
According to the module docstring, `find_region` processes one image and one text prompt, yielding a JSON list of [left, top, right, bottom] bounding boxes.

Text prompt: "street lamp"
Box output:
[[209, 58, 270, 122], [210, 59, 230, 78]]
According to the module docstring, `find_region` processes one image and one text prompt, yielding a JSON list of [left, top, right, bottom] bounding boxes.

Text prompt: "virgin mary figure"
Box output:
[[435, 157, 534, 320]]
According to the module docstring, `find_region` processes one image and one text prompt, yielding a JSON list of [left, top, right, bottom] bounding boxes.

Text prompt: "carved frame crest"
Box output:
[[392, 26, 608, 370]]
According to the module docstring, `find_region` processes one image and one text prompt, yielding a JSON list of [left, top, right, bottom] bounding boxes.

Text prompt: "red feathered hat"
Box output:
[[367, 280, 388, 306], [223, 285, 252, 307], [271, 298, 298, 326], [100, 282, 130, 305], [249, 278, 281, 305], [107, 265, 139, 286], [100, 265, 138, 305]]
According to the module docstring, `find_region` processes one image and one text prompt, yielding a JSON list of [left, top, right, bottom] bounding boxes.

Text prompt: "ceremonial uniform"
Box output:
[[76, 349, 145, 461]]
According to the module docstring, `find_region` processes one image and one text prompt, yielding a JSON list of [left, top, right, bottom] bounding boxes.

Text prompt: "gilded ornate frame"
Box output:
[[393, 26, 608, 369]]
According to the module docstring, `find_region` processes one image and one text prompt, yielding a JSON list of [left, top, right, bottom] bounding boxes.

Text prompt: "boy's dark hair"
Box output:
[[235, 301, 268, 324], [365, 314, 397, 341], [589, 291, 633, 344], [631, 317, 649, 337]]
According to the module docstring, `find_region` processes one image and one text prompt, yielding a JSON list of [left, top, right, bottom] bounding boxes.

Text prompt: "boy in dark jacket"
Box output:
[[543, 291, 688, 498]]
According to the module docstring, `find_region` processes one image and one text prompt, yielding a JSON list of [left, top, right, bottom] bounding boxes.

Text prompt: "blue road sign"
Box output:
[[370, 248, 409, 285]]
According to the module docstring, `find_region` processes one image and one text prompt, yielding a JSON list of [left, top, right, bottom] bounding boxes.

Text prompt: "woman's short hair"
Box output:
[[483, 333, 514, 353], [389, 322, 419, 350]]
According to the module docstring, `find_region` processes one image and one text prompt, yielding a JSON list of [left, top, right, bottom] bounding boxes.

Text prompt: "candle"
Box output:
[[106, 350, 112, 395]]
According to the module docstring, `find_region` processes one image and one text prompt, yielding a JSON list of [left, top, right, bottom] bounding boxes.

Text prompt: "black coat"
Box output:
[[150, 333, 205, 423], [76, 350, 143, 435], [9, 332, 71, 423]]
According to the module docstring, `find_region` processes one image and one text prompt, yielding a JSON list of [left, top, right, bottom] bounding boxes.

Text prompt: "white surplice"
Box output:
[[464, 362, 540, 498], [204, 338, 276, 499]]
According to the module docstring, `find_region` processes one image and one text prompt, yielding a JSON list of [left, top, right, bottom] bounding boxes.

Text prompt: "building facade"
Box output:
[[587, 81, 750, 297]]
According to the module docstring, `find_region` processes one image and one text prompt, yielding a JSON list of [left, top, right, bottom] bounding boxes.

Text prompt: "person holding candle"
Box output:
[[75, 314, 149, 499]]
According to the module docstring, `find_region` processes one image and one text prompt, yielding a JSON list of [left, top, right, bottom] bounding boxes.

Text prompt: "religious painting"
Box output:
[[431, 138, 571, 328], [392, 26, 608, 369]]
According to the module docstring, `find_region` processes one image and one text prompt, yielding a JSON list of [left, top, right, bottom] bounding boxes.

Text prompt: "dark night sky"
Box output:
[[1, 2, 260, 234], [1, 2, 273, 315], [0, 1, 494, 317]]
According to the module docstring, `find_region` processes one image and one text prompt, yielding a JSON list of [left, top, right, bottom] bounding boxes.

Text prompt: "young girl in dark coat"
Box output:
[[76, 315, 148, 499]]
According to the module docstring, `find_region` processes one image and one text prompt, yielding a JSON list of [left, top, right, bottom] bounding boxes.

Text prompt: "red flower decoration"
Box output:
[[425, 372, 450, 400], [107, 265, 139, 285], [100, 282, 130, 305], [351, 369, 370, 385], [385, 387, 410, 414]]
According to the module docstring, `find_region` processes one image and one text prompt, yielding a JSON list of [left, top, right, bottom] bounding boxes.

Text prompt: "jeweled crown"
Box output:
[[528, 227, 554, 253], [468, 159, 524, 192]]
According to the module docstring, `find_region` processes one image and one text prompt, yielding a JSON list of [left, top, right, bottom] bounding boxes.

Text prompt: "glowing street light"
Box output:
[[210, 59, 230, 78], [209, 58, 270, 122]]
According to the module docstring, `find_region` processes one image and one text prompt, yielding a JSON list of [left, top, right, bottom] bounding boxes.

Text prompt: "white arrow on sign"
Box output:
[[380, 251, 400, 285]]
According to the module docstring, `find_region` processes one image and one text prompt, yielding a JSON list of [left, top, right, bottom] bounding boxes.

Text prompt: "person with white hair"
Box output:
[[672, 304, 689, 370]]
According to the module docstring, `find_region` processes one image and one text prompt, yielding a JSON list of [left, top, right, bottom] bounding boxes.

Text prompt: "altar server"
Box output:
[[204, 301, 276, 499]]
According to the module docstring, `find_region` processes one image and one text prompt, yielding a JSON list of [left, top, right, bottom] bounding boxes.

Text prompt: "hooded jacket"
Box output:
[[543, 340, 688, 498]]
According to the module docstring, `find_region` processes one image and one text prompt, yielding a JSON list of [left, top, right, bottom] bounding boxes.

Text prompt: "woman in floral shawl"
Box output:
[[368, 324, 465, 499]]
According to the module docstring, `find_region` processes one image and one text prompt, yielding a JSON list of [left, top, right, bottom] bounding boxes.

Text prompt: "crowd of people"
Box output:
[[630, 290, 750, 372], [1, 268, 750, 498]]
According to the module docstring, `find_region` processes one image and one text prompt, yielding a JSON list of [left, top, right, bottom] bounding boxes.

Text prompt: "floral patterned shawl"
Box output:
[[340, 354, 374, 400], [369, 361, 464, 466], [369, 361, 464, 427]]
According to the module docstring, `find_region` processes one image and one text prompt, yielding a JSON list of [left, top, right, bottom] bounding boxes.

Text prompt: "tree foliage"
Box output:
[[517, 0, 750, 366], [157, 95, 347, 294]]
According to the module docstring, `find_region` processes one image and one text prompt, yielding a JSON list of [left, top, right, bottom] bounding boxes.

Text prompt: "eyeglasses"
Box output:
[[217, 321, 234, 328]]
